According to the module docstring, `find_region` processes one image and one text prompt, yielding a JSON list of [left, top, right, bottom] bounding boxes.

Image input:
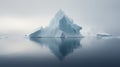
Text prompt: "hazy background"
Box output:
[[0, 0, 119, 36]]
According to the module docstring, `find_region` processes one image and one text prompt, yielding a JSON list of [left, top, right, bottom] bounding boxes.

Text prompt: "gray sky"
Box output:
[[0, 0, 120, 35]]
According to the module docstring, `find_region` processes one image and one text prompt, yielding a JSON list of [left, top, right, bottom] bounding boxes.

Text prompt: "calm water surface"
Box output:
[[0, 34, 120, 67]]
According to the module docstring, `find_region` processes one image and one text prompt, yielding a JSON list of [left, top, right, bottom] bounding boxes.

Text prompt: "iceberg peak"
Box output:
[[50, 10, 66, 25], [55, 10, 65, 17], [56, 10, 64, 15], [29, 10, 82, 38]]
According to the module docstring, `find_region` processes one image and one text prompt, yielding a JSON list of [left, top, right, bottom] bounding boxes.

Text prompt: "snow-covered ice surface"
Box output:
[[29, 10, 82, 38]]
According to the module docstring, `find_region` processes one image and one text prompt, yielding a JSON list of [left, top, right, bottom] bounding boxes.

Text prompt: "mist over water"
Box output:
[[0, 33, 120, 67]]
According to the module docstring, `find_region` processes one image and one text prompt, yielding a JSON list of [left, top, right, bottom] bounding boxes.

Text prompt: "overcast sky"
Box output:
[[0, 0, 119, 35]]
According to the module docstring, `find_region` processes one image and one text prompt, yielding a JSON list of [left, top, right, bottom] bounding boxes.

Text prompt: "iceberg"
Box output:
[[96, 33, 113, 39], [96, 33, 112, 37], [96, 33, 120, 39], [29, 10, 82, 38]]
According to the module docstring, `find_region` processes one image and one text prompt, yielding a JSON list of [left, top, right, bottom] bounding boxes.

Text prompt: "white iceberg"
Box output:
[[29, 10, 82, 38], [96, 33, 113, 39], [96, 33, 120, 39], [96, 33, 112, 37]]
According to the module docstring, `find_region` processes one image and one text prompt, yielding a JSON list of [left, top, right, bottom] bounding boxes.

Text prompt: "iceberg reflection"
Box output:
[[29, 38, 82, 60]]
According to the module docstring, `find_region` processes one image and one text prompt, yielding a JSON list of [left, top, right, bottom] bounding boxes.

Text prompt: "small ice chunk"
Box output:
[[96, 33, 113, 39], [96, 33, 112, 37]]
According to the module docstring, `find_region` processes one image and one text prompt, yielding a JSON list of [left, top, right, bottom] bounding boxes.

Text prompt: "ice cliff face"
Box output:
[[29, 10, 82, 38]]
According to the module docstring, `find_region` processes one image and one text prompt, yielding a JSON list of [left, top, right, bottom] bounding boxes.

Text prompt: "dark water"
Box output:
[[0, 36, 120, 67]]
